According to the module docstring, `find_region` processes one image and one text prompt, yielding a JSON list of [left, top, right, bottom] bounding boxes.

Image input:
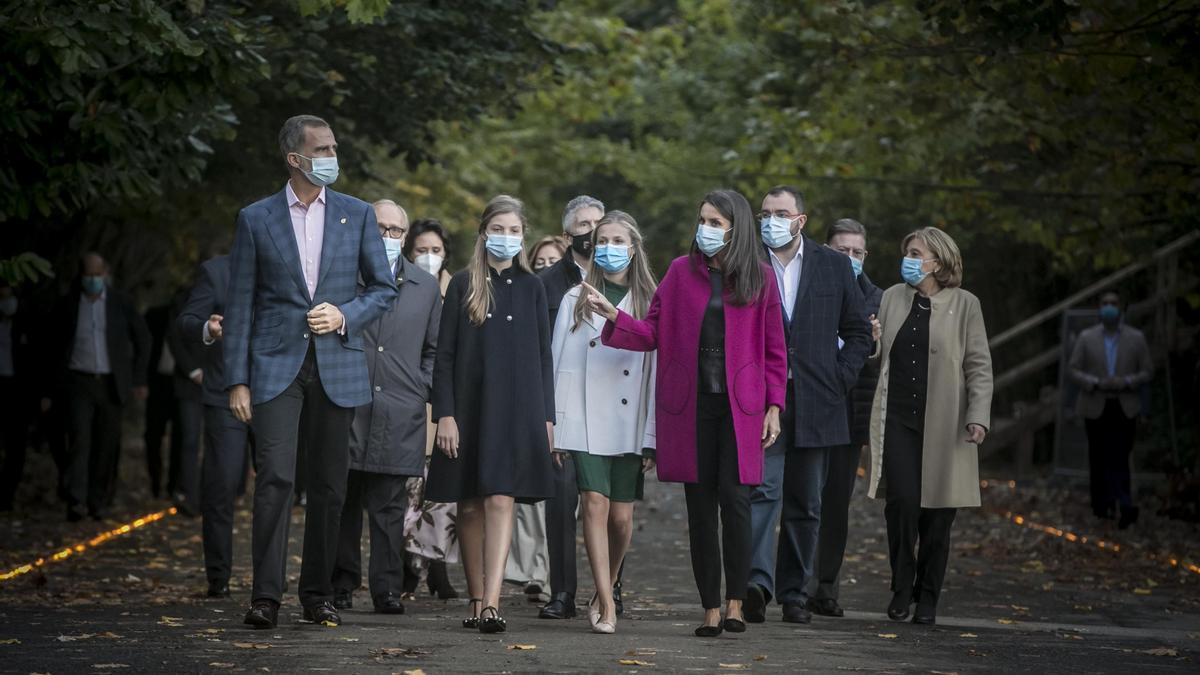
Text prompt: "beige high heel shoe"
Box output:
[[587, 593, 601, 628]]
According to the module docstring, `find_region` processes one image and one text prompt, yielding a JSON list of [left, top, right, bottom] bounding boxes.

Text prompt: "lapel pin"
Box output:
[[340, 217, 347, 224]]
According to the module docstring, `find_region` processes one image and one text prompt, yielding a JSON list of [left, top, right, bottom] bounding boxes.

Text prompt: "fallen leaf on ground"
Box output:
[[619, 660, 654, 666], [878, 633, 899, 639], [754, 655, 767, 661], [718, 664, 749, 670], [997, 618, 1015, 625], [1133, 588, 1152, 595], [507, 644, 537, 650], [208, 664, 236, 670], [157, 616, 184, 627], [403, 670, 427, 675], [369, 647, 429, 659], [0, 639, 19, 645], [58, 634, 97, 642], [233, 642, 271, 649], [959, 633, 977, 638], [1142, 647, 1178, 657]]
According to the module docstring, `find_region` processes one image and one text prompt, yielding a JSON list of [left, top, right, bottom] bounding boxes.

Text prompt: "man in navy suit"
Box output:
[[224, 115, 397, 629], [746, 186, 872, 625]]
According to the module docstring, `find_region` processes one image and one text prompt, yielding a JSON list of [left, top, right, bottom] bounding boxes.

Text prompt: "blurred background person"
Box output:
[[1069, 290, 1152, 528], [49, 252, 150, 521], [809, 218, 883, 617], [553, 210, 658, 634], [427, 195, 556, 634], [530, 235, 566, 272], [0, 280, 33, 512], [538, 194, 603, 621], [332, 199, 441, 615], [401, 216, 459, 600], [868, 227, 992, 627], [583, 189, 787, 638]]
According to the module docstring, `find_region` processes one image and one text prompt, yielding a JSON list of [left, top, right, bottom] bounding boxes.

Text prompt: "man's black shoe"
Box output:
[[912, 603, 936, 625], [887, 593, 912, 621], [807, 597, 844, 617], [333, 589, 353, 610], [373, 593, 406, 615], [744, 584, 767, 623], [243, 599, 279, 629], [781, 602, 812, 624], [613, 581, 624, 617], [538, 592, 576, 619], [303, 601, 341, 627], [207, 580, 231, 598]]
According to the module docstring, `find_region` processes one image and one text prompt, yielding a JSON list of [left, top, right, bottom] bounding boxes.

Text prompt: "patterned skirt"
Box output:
[[404, 459, 460, 564]]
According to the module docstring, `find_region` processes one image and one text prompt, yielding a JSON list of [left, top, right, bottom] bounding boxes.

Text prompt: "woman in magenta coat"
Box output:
[[581, 189, 787, 637]]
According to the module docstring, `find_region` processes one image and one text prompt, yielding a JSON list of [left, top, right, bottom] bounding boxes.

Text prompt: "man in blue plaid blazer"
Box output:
[[224, 115, 397, 629]]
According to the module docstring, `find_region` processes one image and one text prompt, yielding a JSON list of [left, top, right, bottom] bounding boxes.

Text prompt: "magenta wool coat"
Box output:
[[601, 254, 788, 485]]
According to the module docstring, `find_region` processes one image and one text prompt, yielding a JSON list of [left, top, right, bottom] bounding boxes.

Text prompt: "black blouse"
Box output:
[[698, 267, 727, 394], [887, 293, 931, 431]]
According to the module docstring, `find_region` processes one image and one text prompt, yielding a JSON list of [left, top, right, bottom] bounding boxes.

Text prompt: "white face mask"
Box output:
[[415, 253, 444, 276]]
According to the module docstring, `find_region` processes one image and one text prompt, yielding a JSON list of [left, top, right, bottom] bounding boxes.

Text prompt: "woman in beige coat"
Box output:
[[867, 227, 992, 626]]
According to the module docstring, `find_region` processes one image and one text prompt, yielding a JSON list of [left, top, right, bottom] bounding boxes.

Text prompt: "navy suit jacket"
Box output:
[[776, 236, 872, 448], [178, 255, 235, 408], [222, 186, 397, 407]]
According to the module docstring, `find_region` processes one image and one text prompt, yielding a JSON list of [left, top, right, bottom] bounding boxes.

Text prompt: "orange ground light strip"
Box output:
[[0, 507, 177, 582]]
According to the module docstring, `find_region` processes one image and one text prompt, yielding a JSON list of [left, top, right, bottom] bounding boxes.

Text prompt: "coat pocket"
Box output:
[[658, 358, 692, 415], [554, 371, 573, 420], [733, 362, 766, 415]]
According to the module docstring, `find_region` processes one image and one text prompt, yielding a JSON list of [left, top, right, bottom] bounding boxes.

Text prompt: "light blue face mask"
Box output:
[[760, 215, 796, 249], [695, 223, 729, 257], [849, 256, 864, 278], [295, 154, 339, 187], [594, 244, 631, 273], [81, 275, 106, 295], [901, 256, 929, 286], [485, 233, 523, 260], [1099, 305, 1121, 323], [382, 237, 404, 268]]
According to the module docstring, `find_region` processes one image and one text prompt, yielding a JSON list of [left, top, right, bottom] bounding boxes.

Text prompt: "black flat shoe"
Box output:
[[243, 599, 279, 629], [912, 603, 936, 625], [722, 618, 746, 633], [613, 580, 624, 617], [807, 597, 844, 617], [744, 584, 767, 623], [373, 593, 406, 615], [781, 602, 812, 624], [333, 589, 353, 610], [479, 606, 507, 634], [539, 592, 576, 619], [207, 580, 231, 598], [694, 623, 724, 637], [462, 598, 482, 629], [887, 593, 912, 621], [302, 601, 341, 627]]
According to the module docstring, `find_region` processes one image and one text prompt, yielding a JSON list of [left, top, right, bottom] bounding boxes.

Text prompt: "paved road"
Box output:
[[1, 445, 1198, 673]]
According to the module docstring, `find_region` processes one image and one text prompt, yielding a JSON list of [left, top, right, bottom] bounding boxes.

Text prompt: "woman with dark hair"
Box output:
[[581, 189, 787, 638], [404, 218, 453, 293], [426, 195, 556, 634]]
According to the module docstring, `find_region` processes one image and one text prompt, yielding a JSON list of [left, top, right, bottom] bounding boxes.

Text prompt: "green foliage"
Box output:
[[0, 253, 55, 285]]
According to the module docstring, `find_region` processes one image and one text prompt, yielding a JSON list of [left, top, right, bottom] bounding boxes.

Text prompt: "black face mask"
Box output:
[[570, 230, 593, 257]]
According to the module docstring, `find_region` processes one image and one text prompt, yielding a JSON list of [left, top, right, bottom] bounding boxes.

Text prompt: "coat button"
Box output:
[[487, 313, 493, 319], [374, 385, 382, 392], [506, 315, 513, 321], [623, 369, 630, 376], [590, 340, 597, 347], [621, 398, 628, 405], [303, 332, 309, 339], [377, 346, 384, 352], [506, 278, 513, 284], [931, 347, 938, 353]]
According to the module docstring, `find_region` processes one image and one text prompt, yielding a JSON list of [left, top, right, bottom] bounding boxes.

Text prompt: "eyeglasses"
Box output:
[[379, 226, 407, 239], [756, 210, 800, 220]]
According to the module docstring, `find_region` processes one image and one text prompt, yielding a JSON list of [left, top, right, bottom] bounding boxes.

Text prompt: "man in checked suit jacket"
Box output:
[[746, 186, 872, 625], [225, 115, 397, 629]]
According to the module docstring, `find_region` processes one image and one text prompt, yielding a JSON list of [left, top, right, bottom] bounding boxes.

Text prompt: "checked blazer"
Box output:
[[223, 186, 397, 408], [779, 235, 873, 448]]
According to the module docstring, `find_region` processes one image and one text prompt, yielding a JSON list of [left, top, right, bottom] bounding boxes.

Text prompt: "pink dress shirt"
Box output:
[[286, 180, 326, 300]]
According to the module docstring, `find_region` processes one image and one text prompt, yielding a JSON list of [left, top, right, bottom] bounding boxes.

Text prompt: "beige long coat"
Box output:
[[867, 284, 993, 509]]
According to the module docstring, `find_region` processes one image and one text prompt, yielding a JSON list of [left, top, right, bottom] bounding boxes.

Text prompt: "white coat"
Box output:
[[551, 286, 656, 456]]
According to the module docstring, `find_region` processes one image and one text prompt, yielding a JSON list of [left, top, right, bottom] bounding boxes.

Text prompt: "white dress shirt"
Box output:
[[69, 290, 111, 374], [769, 238, 804, 322]]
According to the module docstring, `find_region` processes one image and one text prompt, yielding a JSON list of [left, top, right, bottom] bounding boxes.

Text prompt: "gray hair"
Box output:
[[372, 199, 409, 224], [825, 217, 867, 243], [278, 115, 329, 161], [561, 195, 605, 231]]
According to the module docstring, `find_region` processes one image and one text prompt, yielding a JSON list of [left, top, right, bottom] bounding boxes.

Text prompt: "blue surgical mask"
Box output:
[[760, 215, 796, 249], [81, 275, 105, 295], [1099, 305, 1120, 322], [296, 154, 339, 187], [901, 257, 928, 286], [382, 237, 404, 268], [695, 223, 729, 257], [849, 256, 864, 278], [594, 244, 631, 273], [485, 233, 523, 260]]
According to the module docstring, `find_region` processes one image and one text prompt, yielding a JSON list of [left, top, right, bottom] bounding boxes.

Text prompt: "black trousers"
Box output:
[[685, 392, 751, 610], [882, 418, 956, 608], [144, 373, 179, 497], [65, 372, 122, 515], [174, 397, 203, 511], [546, 451, 579, 596], [1084, 399, 1136, 517], [813, 443, 862, 601], [332, 469, 411, 600], [0, 376, 28, 510], [249, 345, 353, 605], [201, 405, 250, 585]]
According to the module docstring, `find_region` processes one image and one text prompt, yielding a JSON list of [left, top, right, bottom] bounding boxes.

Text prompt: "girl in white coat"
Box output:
[[551, 211, 657, 634]]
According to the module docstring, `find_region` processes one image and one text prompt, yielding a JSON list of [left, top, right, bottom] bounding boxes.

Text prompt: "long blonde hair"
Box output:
[[466, 195, 533, 326], [573, 210, 657, 331]]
